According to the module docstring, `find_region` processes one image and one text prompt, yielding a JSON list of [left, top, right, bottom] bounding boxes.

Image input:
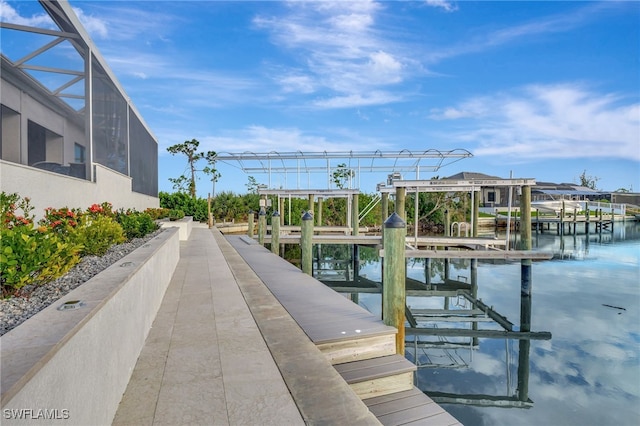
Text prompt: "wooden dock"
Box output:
[[495, 214, 616, 235], [226, 233, 462, 425]]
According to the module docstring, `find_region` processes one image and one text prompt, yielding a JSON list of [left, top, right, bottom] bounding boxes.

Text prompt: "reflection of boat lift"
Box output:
[[315, 248, 552, 409], [403, 259, 551, 409]]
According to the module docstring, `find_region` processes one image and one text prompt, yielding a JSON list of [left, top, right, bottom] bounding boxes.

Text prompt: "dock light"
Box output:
[[57, 300, 84, 311]]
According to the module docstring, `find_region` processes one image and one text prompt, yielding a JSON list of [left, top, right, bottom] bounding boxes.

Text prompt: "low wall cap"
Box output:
[[384, 212, 406, 228]]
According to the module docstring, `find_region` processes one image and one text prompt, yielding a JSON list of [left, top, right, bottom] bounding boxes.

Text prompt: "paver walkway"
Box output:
[[112, 227, 303, 425]]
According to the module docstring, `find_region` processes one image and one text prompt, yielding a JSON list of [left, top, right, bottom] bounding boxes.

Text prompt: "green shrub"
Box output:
[[1, 225, 82, 296], [74, 215, 125, 256], [168, 209, 185, 221], [144, 207, 170, 220], [117, 211, 158, 239], [159, 192, 207, 221]]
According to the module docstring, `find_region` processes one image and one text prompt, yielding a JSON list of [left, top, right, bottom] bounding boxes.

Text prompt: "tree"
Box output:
[[167, 139, 218, 198], [168, 175, 189, 193], [578, 170, 600, 190], [202, 151, 220, 197], [246, 176, 259, 194], [332, 163, 355, 189]]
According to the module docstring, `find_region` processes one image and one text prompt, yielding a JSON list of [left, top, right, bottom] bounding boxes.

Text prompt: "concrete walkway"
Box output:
[[112, 227, 303, 425], [113, 226, 380, 425]]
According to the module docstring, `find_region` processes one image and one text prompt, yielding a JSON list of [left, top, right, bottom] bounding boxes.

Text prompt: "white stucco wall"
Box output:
[[0, 161, 158, 220], [0, 228, 179, 425]]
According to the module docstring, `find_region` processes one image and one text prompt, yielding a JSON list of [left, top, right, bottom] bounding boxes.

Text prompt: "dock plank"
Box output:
[[366, 388, 462, 426]]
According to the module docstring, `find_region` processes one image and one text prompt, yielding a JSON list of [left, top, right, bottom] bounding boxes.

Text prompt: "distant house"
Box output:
[[1, 0, 158, 219], [531, 182, 603, 202], [443, 172, 513, 208]]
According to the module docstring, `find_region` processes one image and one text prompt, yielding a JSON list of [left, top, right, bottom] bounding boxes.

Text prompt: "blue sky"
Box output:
[[3, 0, 639, 196]]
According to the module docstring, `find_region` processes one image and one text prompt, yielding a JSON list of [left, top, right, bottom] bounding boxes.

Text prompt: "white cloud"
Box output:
[[425, 2, 612, 64], [424, 1, 458, 13], [430, 84, 640, 161], [254, 0, 412, 108], [313, 91, 402, 109], [199, 125, 364, 154], [0, 0, 54, 27], [71, 7, 108, 38]]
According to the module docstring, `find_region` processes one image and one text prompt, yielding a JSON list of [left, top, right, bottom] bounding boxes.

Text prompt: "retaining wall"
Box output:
[[0, 227, 180, 425]]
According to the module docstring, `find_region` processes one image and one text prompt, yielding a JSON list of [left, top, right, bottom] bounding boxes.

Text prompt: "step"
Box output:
[[317, 332, 397, 365], [365, 387, 462, 426], [334, 355, 416, 400]]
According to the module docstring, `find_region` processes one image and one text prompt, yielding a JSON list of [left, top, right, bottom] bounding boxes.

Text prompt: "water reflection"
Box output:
[[311, 221, 640, 425]]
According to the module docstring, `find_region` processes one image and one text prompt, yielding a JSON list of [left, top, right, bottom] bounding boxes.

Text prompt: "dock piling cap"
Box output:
[[302, 211, 313, 221], [259, 208, 266, 216], [272, 210, 280, 217], [384, 212, 406, 228]]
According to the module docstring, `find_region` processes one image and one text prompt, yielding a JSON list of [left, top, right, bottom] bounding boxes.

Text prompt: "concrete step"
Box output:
[[334, 354, 416, 400], [365, 387, 463, 426]]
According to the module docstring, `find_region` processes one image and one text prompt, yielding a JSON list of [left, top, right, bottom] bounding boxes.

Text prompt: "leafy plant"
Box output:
[[168, 209, 185, 221], [144, 207, 171, 220], [1, 227, 82, 295], [117, 211, 158, 239], [74, 215, 125, 256], [1, 194, 84, 295], [160, 191, 208, 221]]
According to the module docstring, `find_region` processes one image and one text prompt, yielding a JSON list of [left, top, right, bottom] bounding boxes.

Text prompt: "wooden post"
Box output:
[[473, 190, 480, 237], [383, 212, 406, 355], [247, 210, 255, 238], [308, 194, 314, 215], [471, 258, 478, 346], [424, 258, 431, 288], [444, 209, 450, 237], [395, 187, 406, 220], [271, 211, 280, 255], [585, 201, 590, 234], [518, 186, 532, 401], [381, 192, 389, 229], [317, 197, 323, 226], [519, 186, 532, 251], [352, 192, 359, 236], [279, 197, 285, 226], [301, 211, 314, 275], [517, 290, 532, 402], [258, 208, 266, 246]]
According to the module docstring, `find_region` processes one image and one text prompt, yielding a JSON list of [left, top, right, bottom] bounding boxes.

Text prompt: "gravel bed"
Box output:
[[0, 229, 165, 336]]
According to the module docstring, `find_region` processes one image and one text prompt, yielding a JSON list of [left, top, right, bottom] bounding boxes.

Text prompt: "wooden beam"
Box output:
[[406, 327, 552, 340], [380, 249, 553, 260]]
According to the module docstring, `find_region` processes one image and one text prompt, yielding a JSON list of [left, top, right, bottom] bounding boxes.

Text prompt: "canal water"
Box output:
[[315, 221, 640, 426]]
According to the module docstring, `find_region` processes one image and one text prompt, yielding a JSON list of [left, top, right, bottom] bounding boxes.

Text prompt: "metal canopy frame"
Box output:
[[215, 149, 473, 189], [377, 178, 537, 193], [257, 188, 360, 198]]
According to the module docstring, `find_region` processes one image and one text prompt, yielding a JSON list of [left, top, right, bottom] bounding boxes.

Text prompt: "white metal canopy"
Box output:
[[215, 149, 473, 189]]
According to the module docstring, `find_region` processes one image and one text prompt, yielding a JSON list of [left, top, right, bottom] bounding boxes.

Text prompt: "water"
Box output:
[[316, 221, 640, 426]]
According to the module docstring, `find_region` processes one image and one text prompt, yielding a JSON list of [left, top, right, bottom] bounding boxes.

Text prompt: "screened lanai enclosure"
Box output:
[[1, 0, 158, 212]]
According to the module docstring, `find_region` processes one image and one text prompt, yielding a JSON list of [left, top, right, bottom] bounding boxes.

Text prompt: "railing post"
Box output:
[[352, 192, 359, 236], [271, 211, 280, 255], [395, 187, 406, 220], [301, 211, 314, 275], [247, 210, 255, 238], [317, 197, 323, 226], [258, 208, 266, 246], [381, 192, 389, 230], [383, 212, 406, 355]]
